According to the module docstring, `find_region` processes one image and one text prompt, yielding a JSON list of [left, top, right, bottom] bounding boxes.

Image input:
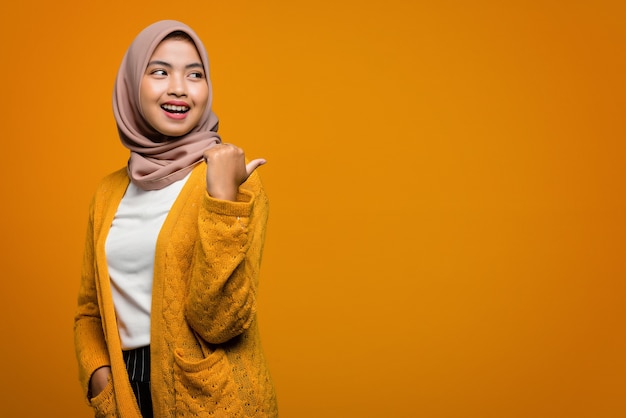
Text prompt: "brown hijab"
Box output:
[[113, 20, 220, 190]]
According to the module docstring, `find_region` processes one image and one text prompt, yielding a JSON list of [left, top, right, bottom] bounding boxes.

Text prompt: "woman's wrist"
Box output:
[[89, 366, 112, 399]]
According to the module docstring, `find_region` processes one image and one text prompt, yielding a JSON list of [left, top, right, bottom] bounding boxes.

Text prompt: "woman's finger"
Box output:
[[246, 158, 267, 176]]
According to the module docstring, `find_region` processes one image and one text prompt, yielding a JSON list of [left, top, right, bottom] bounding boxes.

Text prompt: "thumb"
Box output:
[[246, 158, 267, 177]]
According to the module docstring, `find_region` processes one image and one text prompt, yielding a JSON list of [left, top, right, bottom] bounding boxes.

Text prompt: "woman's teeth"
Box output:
[[162, 104, 189, 113]]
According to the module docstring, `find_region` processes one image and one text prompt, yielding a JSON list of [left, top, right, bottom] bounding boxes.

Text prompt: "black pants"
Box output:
[[123, 346, 153, 418]]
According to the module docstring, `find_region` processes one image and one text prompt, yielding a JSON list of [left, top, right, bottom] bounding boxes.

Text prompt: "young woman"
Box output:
[[74, 20, 278, 417]]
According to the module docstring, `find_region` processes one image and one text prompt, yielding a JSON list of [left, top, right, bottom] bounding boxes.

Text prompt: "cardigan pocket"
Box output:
[[173, 347, 245, 417], [89, 376, 118, 418]]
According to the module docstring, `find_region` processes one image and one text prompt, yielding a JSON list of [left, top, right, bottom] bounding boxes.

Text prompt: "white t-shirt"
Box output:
[[105, 174, 190, 349]]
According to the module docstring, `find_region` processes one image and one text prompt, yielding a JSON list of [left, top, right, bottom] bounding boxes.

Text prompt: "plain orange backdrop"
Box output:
[[1, 1, 625, 417]]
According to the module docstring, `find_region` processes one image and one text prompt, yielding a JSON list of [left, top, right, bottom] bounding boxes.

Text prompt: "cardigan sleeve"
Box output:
[[73, 198, 111, 399], [184, 171, 269, 344]]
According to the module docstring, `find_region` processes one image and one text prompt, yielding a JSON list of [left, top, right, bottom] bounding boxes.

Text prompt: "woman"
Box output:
[[74, 20, 278, 417]]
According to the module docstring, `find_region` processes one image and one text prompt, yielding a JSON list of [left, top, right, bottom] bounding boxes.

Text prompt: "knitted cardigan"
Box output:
[[74, 163, 278, 417]]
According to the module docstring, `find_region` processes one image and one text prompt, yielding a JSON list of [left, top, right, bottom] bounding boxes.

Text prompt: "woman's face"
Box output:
[[139, 38, 209, 138]]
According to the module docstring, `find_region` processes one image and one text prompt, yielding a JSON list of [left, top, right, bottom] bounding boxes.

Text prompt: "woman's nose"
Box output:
[[168, 76, 186, 97]]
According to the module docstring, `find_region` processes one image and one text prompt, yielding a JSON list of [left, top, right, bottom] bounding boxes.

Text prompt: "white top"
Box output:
[[105, 174, 190, 349]]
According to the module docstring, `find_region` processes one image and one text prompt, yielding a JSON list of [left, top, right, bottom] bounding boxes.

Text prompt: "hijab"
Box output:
[[113, 20, 220, 190]]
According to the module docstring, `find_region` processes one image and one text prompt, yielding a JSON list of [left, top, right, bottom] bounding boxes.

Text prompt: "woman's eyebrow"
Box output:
[[147, 60, 172, 68], [147, 60, 203, 70]]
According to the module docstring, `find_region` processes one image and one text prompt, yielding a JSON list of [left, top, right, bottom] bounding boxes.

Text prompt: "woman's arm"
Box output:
[[185, 145, 268, 344], [73, 200, 111, 400]]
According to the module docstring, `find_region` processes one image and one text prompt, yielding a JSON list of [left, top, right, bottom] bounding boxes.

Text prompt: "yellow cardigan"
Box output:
[[74, 163, 277, 417]]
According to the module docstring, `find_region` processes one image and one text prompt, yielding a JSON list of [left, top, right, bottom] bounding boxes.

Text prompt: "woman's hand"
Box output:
[[89, 366, 111, 399], [203, 143, 266, 201]]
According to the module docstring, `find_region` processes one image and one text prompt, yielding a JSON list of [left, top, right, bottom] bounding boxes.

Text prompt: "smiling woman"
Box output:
[[73, 20, 277, 418], [140, 32, 209, 138]]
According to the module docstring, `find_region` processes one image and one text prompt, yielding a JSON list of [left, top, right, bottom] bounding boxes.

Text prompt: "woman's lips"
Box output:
[[161, 102, 190, 119]]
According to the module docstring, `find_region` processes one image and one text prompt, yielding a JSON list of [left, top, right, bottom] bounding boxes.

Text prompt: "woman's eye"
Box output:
[[151, 69, 167, 76], [189, 72, 204, 79]]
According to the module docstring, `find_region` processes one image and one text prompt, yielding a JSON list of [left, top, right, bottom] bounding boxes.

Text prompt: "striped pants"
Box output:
[[123, 346, 153, 418]]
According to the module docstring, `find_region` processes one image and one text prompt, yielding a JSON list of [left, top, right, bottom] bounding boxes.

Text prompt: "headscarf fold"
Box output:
[[113, 20, 220, 190]]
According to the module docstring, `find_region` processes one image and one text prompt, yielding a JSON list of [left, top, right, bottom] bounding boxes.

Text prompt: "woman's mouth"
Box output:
[[161, 104, 190, 114]]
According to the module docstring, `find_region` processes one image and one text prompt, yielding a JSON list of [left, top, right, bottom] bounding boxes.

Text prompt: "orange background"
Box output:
[[1, 1, 625, 417]]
